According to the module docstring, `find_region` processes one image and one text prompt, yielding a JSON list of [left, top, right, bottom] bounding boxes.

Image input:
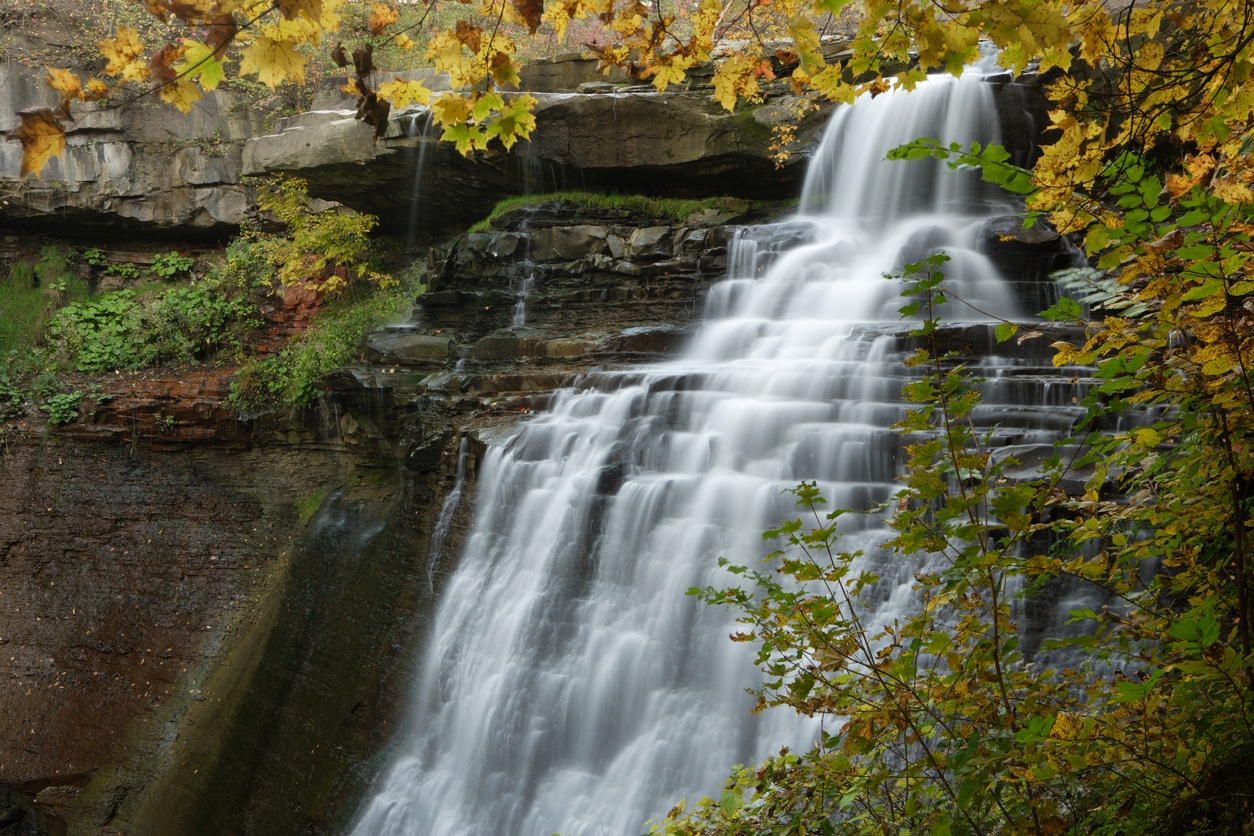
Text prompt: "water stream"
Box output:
[[351, 64, 1064, 836]]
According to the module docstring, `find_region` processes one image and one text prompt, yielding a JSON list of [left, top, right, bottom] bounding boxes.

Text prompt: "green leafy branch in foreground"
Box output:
[[663, 252, 1254, 836]]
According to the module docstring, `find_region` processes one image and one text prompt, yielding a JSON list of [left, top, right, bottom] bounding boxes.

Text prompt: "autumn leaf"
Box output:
[[99, 26, 147, 83], [511, 0, 544, 33], [277, 0, 323, 21], [394, 33, 414, 50], [454, 20, 483, 54], [86, 79, 109, 99], [45, 67, 85, 102], [368, 2, 398, 33], [240, 37, 306, 87], [158, 78, 204, 112], [204, 14, 238, 58], [148, 44, 181, 88], [489, 51, 522, 87], [13, 108, 66, 178], [712, 54, 759, 111], [378, 78, 431, 108], [331, 40, 349, 67], [486, 93, 537, 150], [177, 41, 226, 90], [430, 92, 473, 127]]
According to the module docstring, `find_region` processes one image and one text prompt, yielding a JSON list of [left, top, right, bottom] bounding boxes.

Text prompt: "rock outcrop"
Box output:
[[0, 62, 264, 239]]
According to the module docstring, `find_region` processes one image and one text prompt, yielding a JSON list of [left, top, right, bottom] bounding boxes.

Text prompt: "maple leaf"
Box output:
[[510, 0, 544, 33], [204, 14, 238, 58], [489, 51, 522, 87], [330, 40, 349, 67], [711, 54, 759, 111], [394, 33, 414, 50], [277, 0, 323, 22], [14, 108, 66, 178], [46, 67, 85, 102], [441, 122, 490, 155], [368, 2, 398, 33], [86, 79, 109, 99], [472, 92, 505, 122], [100, 26, 147, 83], [148, 44, 181, 89], [378, 78, 431, 108], [454, 20, 483, 54], [240, 37, 306, 87], [430, 92, 473, 127], [177, 41, 226, 91], [158, 78, 204, 112], [486, 94, 537, 150]]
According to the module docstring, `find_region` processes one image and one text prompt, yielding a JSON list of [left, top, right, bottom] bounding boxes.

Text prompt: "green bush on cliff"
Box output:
[[229, 263, 425, 416], [48, 283, 257, 373], [466, 192, 759, 233]]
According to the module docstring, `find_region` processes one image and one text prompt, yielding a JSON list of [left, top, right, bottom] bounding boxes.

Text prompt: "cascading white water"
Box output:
[[351, 64, 1040, 836]]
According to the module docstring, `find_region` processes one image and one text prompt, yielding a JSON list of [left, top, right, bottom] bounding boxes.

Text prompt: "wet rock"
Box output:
[[979, 215, 1080, 283], [368, 333, 453, 363], [625, 227, 673, 260]]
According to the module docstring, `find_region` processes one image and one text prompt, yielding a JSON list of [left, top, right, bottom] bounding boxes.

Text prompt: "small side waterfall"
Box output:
[[351, 67, 1046, 836]]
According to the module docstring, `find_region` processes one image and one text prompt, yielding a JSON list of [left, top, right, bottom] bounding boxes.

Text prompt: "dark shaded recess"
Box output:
[[165, 480, 449, 836]]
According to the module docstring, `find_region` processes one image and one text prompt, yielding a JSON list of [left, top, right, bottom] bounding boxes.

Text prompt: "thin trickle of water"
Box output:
[[511, 226, 536, 328], [406, 114, 439, 250], [427, 438, 470, 591], [351, 64, 1055, 836]]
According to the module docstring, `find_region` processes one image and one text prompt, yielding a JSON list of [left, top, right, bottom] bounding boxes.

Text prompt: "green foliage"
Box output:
[[151, 251, 196, 278], [48, 283, 257, 374], [40, 390, 81, 426], [0, 246, 90, 354], [229, 263, 425, 416], [467, 192, 760, 233], [82, 248, 107, 267], [666, 251, 1254, 836]]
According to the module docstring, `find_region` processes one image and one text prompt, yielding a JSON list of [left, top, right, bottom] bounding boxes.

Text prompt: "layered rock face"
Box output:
[[0, 62, 263, 239]]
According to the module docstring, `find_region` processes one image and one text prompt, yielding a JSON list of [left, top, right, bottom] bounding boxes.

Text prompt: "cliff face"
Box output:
[[0, 62, 262, 240]]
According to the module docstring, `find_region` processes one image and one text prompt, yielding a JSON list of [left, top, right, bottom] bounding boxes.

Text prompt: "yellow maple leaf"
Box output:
[[240, 37, 306, 87], [369, 2, 399, 33], [378, 78, 431, 109], [711, 55, 759, 112], [158, 78, 204, 112], [45, 67, 84, 102], [430, 92, 473, 127], [99, 26, 146, 83], [426, 30, 484, 87], [13, 108, 66, 177], [1213, 177, 1253, 204], [86, 78, 109, 99], [651, 54, 694, 92], [394, 33, 414, 50], [277, 0, 322, 22]]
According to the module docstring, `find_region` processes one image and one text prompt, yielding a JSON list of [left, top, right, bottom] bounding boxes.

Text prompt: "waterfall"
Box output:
[[351, 65, 1040, 836]]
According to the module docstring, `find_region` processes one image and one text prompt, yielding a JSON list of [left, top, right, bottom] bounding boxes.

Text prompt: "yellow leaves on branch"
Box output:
[[99, 26, 147, 84], [377, 78, 431, 109], [240, 37, 306, 88], [427, 91, 538, 154], [712, 55, 761, 111]]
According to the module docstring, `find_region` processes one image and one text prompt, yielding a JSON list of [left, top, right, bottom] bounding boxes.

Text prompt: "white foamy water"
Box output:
[[350, 63, 1037, 836]]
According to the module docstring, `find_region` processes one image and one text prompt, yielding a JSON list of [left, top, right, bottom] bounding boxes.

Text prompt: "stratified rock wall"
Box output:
[[0, 62, 262, 239]]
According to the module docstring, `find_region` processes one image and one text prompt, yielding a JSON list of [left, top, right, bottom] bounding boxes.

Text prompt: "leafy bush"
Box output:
[[49, 283, 257, 373], [40, 390, 81, 426], [151, 251, 196, 278], [255, 175, 386, 291], [230, 263, 425, 415], [467, 191, 760, 233]]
